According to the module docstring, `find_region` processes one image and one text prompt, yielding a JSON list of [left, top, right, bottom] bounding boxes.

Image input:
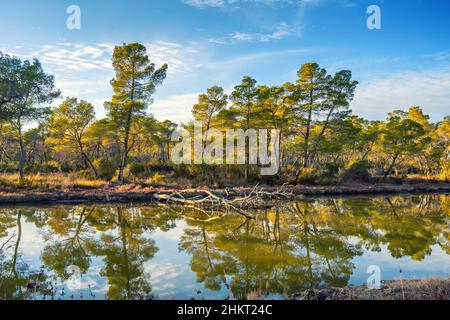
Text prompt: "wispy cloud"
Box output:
[[1, 43, 116, 117], [195, 0, 338, 44], [425, 51, 450, 62], [183, 0, 354, 10], [204, 47, 313, 68], [209, 22, 297, 44], [36, 43, 112, 72], [182, 0, 296, 9], [1, 43, 112, 72], [1, 41, 205, 120], [351, 66, 450, 122], [4, 41, 203, 75], [145, 41, 204, 74], [182, 0, 227, 8]]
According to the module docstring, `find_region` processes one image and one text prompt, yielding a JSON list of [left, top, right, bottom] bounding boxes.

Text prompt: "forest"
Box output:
[[0, 42, 449, 189]]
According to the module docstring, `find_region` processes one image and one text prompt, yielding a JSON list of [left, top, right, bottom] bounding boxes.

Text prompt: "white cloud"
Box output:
[[183, 0, 227, 8], [182, 0, 300, 9], [351, 66, 450, 121], [145, 41, 204, 74], [5, 41, 203, 76], [425, 51, 450, 62], [144, 262, 187, 285], [209, 22, 296, 44], [199, 1, 354, 44], [204, 47, 313, 68], [151, 93, 199, 123], [182, 0, 354, 10], [3, 41, 205, 121], [31, 43, 113, 72]]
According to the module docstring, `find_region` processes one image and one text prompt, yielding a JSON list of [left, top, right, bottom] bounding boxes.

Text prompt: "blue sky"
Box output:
[[1, 0, 449, 123]]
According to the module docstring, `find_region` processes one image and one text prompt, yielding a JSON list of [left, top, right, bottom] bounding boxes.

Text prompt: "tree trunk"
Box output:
[[17, 118, 26, 183], [277, 130, 283, 179], [292, 99, 313, 185], [118, 208, 131, 299], [303, 103, 313, 168], [245, 105, 250, 182], [118, 111, 132, 183], [83, 152, 99, 178], [118, 61, 136, 183], [78, 139, 98, 178], [384, 154, 399, 179], [12, 211, 22, 278], [291, 160, 307, 185]]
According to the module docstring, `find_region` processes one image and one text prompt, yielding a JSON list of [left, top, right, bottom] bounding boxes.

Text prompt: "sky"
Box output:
[[1, 0, 449, 124]]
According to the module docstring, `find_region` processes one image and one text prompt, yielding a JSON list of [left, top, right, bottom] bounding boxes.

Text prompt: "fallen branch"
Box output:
[[154, 189, 256, 219], [150, 185, 302, 220]]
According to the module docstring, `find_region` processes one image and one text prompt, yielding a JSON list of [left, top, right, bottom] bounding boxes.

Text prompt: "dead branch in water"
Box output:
[[151, 185, 299, 220], [154, 190, 255, 219]]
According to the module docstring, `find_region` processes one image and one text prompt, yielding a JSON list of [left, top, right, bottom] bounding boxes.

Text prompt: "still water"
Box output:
[[0, 194, 449, 300]]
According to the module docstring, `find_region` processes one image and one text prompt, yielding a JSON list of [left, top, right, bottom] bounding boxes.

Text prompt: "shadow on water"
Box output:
[[0, 194, 449, 300]]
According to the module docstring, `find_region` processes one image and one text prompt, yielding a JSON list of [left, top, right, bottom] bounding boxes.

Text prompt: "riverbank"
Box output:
[[0, 181, 449, 204], [292, 278, 450, 300]]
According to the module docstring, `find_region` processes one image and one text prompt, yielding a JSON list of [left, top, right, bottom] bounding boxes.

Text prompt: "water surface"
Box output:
[[0, 194, 449, 300]]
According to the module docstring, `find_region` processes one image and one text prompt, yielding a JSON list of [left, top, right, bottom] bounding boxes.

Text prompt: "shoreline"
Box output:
[[292, 278, 450, 300], [0, 182, 449, 205]]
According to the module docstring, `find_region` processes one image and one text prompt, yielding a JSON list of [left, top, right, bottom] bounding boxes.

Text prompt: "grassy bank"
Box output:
[[0, 173, 449, 205], [0, 173, 107, 190]]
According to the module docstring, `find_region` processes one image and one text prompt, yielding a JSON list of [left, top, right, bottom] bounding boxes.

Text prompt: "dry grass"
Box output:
[[407, 174, 450, 182], [293, 278, 450, 300], [0, 173, 108, 191]]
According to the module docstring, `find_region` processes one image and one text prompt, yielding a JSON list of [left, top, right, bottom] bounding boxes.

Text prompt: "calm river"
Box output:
[[0, 194, 449, 300]]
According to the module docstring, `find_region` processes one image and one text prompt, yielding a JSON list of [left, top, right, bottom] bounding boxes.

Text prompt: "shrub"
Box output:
[[325, 162, 340, 176], [127, 163, 174, 180], [27, 161, 60, 174], [144, 172, 166, 185], [297, 167, 320, 184], [342, 160, 371, 182], [440, 162, 450, 181], [93, 158, 117, 181]]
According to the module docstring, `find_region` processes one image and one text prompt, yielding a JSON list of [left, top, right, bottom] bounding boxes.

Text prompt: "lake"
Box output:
[[0, 194, 449, 300]]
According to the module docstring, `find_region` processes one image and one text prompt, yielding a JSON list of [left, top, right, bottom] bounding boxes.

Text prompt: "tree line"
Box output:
[[0, 43, 449, 186]]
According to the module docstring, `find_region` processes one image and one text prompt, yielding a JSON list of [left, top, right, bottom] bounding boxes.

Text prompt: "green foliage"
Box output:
[[440, 161, 450, 181], [295, 167, 320, 183], [193, 86, 228, 128], [1, 50, 449, 186], [93, 158, 117, 181], [342, 160, 371, 182], [144, 172, 166, 185], [47, 97, 98, 177], [380, 110, 430, 178], [0, 53, 22, 115], [105, 43, 168, 182], [0, 52, 60, 181], [26, 160, 60, 174]]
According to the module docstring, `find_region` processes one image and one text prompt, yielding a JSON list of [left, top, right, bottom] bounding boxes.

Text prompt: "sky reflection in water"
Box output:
[[0, 194, 449, 300]]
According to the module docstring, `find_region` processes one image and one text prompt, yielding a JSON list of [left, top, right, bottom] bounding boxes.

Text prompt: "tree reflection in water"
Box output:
[[0, 194, 449, 300]]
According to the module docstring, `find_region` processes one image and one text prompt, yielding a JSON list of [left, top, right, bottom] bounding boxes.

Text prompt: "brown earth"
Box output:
[[292, 278, 450, 300], [0, 182, 449, 204]]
